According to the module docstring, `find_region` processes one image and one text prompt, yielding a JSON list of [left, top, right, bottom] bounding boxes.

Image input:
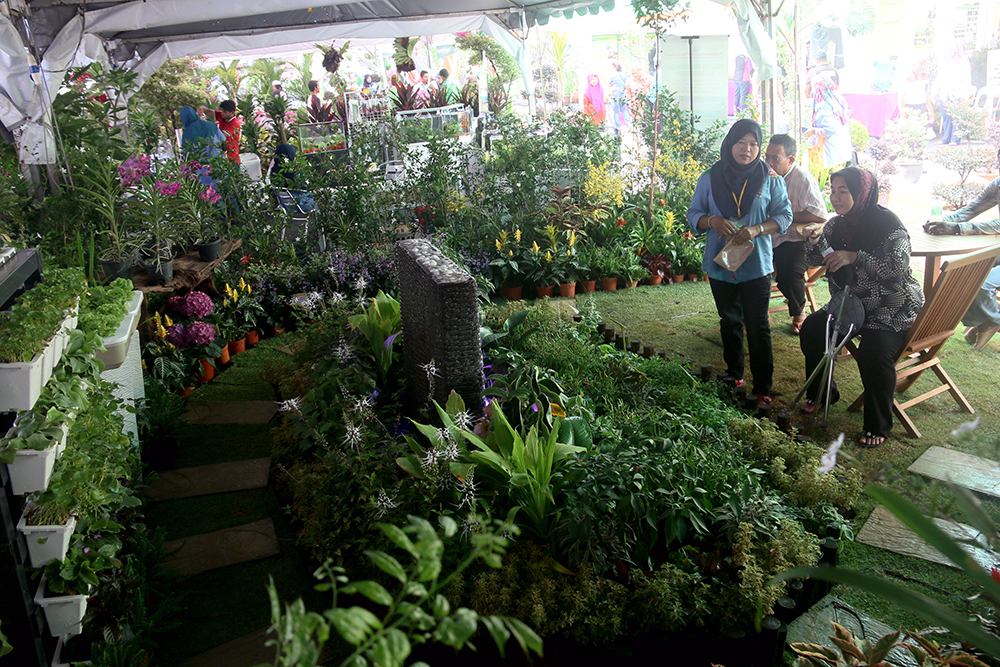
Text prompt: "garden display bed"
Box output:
[[130, 239, 242, 294]]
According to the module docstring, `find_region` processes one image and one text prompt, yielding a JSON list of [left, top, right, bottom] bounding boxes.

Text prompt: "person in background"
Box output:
[[438, 68, 461, 104], [609, 60, 629, 136], [764, 134, 828, 334], [308, 80, 322, 109], [808, 72, 852, 168], [924, 168, 1000, 349], [733, 54, 754, 113], [935, 40, 973, 146], [896, 59, 934, 133], [180, 105, 225, 159], [271, 81, 284, 98], [198, 100, 241, 163], [800, 167, 923, 447], [687, 119, 793, 407], [626, 65, 652, 121], [583, 74, 606, 127]]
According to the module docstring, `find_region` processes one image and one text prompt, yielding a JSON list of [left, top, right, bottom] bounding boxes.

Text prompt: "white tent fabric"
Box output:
[[708, 0, 777, 80]]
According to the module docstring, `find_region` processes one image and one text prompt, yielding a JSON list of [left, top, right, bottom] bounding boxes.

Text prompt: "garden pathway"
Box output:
[[162, 518, 281, 576], [146, 458, 271, 501], [183, 400, 277, 424], [908, 446, 1000, 499]]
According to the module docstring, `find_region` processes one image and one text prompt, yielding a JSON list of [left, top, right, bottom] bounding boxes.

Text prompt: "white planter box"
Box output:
[[35, 576, 89, 638], [95, 290, 143, 371], [4, 422, 68, 494], [52, 636, 92, 666], [0, 350, 45, 412], [17, 512, 77, 568]]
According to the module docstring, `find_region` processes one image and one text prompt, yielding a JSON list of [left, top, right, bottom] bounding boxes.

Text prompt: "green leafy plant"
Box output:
[[882, 114, 927, 162], [0, 621, 11, 657], [347, 290, 402, 386], [74, 159, 138, 263], [262, 515, 543, 667], [78, 278, 133, 337], [43, 531, 124, 596], [0, 268, 85, 363], [932, 146, 996, 186]]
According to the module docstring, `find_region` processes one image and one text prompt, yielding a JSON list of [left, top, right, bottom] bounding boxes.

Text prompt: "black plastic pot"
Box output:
[[99, 256, 134, 280], [195, 238, 223, 262], [145, 258, 174, 285]]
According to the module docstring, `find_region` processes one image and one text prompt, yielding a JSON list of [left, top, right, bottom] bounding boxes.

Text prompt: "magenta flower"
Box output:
[[181, 291, 214, 318], [117, 154, 151, 188], [199, 186, 221, 204], [186, 320, 216, 346], [166, 295, 184, 312], [165, 323, 188, 348], [156, 180, 181, 196]]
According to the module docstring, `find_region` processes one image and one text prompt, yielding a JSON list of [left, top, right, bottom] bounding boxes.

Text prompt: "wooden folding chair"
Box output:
[[769, 266, 827, 316], [844, 244, 1000, 438]]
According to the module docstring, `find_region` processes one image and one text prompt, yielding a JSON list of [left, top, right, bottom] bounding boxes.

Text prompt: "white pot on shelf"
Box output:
[[0, 350, 46, 412], [4, 423, 68, 494], [34, 576, 89, 638], [95, 290, 143, 371], [17, 511, 77, 568]]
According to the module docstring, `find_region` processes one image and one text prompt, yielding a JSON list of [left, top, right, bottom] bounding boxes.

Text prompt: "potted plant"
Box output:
[[882, 113, 928, 183], [931, 146, 995, 209], [644, 254, 672, 285], [618, 247, 646, 288], [1, 406, 71, 495], [232, 278, 266, 344], [593, 245, 621, 291], [176, 166, 228, 262], [574, 242, 599, 292], [523, 241, 555, 297], [161, 291, 226, 375], [490, 229, 524, 299], [75, 159, 138, 279], [78, 278, 142, 371]]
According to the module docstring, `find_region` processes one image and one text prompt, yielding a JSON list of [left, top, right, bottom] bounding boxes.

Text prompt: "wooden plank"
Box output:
[[131, 238, 242, 293], [856, 505, 998, 570], [909, 446, 1000, 499], [162, 518, 280, 576], [179, 627, 276, 667], [786, 595, 917, 667], [145, 458, 270, 501], [182, 400, 277, 425]]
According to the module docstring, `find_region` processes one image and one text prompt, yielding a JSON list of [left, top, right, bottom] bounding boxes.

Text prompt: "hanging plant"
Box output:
[[393, 37, 418, 72], [319, 41, 351, 75]]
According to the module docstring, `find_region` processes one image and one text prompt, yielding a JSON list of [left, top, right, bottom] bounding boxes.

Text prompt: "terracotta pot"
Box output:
[[197, 359, 214, 383], [273, 326, 286, 336], [624, 280, 638, 288], [558, 282, 576, 297], [536, 285, 554, 298], [245, 329, 260, 346], [648, 275, 663, 286], [688, 274, 699, 282], [504, 284, 523, 300], [216, 345, 230, 366], [180, 386, 194, 399], [229, 337, 247, 355], [601, 277, 618, 291], [673, 273, 686, 283], [580, 280, 597, 292]]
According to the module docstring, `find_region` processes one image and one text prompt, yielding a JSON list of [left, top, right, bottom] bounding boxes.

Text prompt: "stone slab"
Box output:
[[182, 400, 277, 425], [162, 518, 280, 576], [179, 627, 276, 667], [909, 446, 1000, 499], [856, 505, 999, 570], [145, 458, 270, 501], [787, 595, 917, 667]]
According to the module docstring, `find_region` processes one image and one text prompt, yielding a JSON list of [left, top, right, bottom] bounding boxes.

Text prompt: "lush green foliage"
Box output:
[[0, 268, 85, 362], [79, 278, 134, 337]]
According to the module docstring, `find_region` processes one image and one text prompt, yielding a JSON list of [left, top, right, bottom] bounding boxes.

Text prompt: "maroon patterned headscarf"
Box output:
[[831, 167, 879, 251]]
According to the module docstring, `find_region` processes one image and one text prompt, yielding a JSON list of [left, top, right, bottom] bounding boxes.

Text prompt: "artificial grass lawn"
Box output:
[[573, 280, 1000, 633], [190, 335, 293, 402]]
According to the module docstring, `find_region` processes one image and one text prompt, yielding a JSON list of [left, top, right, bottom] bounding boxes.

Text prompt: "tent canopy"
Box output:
[[1, 0, 616, 163]]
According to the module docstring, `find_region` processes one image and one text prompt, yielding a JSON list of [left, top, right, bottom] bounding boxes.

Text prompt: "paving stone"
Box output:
[[182, 400, 277, 425], [162, 518, 280, 576], [787, 595, 917, 667], [856, 505, 998, 570], [179, 627, 276, 667], [909, 446, 1000, 499], [145, 458, 270, 501]]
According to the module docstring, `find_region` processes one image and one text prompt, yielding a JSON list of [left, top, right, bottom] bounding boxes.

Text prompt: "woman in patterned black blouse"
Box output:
[[799, 167, 924, 447]]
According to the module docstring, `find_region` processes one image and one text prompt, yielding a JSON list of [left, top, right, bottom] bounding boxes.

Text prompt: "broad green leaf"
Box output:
[[380, 524, 416, 555], [435, 608, 478, 648], [439, 515, 457, 538], [444, 391, 466, 417], [396, 456, 425, 479], [325, 607, 380, 646], [868, 629, 900, 664], [432, 594, 450, 619], [364, 551, 406, 583], [481, 616, 511, 657], [775, 566, 1000, 660], [345, 581, 394, 607], [503, 617, 543, 657]]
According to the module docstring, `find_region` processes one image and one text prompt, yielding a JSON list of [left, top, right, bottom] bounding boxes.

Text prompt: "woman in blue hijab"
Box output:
[[180, 106, 225, 158], [687, 119, 793, 406]]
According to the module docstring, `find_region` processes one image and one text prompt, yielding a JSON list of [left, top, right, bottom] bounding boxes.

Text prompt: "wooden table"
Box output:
[[131, 238, 242, 294], [902, 218, 1000, 293]]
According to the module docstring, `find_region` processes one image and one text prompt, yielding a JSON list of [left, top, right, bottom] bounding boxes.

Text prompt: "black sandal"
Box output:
[[858, 431, 886, 448]]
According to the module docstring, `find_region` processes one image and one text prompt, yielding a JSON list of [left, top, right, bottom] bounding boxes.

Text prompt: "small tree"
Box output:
[[456, 32, 520, 116]]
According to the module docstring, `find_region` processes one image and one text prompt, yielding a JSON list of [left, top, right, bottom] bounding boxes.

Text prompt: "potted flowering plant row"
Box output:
[[163, 290, 226, 382], [0, 268, 86, 412]]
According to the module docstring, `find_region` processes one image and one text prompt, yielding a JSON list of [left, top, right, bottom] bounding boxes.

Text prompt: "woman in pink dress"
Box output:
[[583, 74, 606, 126]]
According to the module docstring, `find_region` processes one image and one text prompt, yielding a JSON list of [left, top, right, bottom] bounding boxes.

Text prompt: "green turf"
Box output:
[[168, 423, 274, 469], [191, 335, 294, 402], [147, 487, 276, 541], [572, 280, 1000, 633]]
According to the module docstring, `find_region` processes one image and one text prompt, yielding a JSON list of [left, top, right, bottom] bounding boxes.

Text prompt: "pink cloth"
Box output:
[[585, 74, 605, 115], [840, 93, 899, 138]]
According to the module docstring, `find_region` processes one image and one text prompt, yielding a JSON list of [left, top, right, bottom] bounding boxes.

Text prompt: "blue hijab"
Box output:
[[710, 119, 769, 220], [180, 106, 224, 157]]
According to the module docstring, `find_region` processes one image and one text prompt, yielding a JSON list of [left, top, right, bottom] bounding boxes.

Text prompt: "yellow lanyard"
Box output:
[[731, 180, 748, 218]]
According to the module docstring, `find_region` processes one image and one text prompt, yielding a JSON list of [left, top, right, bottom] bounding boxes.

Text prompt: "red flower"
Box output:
[[240, 254, 252, 265], [991, 566, 1000, 586], [616, 217, 626, 227]]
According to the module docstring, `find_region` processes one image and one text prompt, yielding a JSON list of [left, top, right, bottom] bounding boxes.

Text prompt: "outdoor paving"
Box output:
[[178, 627, 276, 667], [145, 458, 271, 501], [787, 594, 917, 667], [856, 505, 999, 570], [161, 518, 281, 576], [909, 446, 1000, 499], [182, 400, 277, 425]]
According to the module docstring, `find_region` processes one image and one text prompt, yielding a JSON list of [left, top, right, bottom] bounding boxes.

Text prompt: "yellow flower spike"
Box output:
[[532, 241, 540, 253], [509, 250, 513, 256], [545, 251, 552, 262], [567, 249, 572, 257], [569, 230, 576, 247], [239, 277, 247, 291], [164, 314, 173, 327], [515, 228, 522, 243], [223, 299, 228, 308], [247, 285, 252, 294], [156, 323, 167, 339], [550, 403, 566, 418], [496, 239, 503, 252]]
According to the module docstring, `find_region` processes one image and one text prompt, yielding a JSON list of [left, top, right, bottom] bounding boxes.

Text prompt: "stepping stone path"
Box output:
[[908, 446, 1000, 499], [178, 627, 276, 667], [856, 505, 999, 570], [146, 458, 270, 501], [162, 518, 281, 576], [183, 400, 277, 425], [787, 595, 917, 667]]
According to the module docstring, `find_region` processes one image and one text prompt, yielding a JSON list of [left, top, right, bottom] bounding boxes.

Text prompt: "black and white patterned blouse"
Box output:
[[806, 211, 924, 334]]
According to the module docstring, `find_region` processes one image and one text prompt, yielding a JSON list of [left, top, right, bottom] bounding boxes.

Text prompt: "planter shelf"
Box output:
[[0, 304, 78, 412], [17, 511, 77, 568], [34, 575, 89, 638], [4, 422, 69, 495], [94, 290, 143, 371]]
